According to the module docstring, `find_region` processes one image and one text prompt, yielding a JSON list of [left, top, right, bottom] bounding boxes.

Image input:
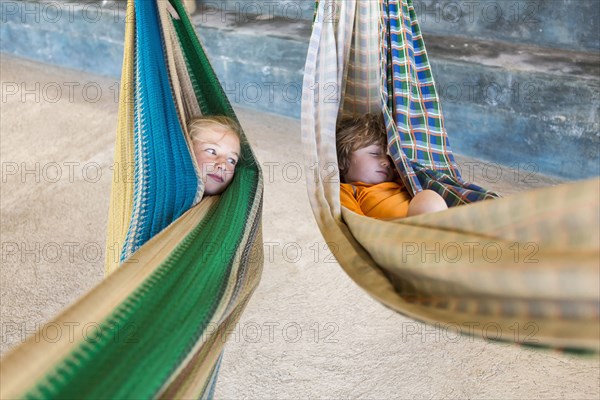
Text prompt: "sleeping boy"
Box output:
[[336, 113, 447, 219]]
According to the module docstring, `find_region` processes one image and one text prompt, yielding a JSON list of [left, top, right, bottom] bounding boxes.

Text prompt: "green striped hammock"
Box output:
[[1, 0, 263, 398], [301, 0, 599, 352]]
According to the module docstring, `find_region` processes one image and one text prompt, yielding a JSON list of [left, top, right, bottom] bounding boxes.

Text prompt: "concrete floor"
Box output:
[[1, 56, 597, 399]]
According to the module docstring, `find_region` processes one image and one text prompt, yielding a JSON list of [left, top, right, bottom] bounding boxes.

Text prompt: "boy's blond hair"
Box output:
[[336, 113, 387, 181]]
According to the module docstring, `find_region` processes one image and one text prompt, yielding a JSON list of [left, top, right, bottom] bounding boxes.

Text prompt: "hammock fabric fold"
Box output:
[[0, 0, 263, 398], [301, 0, 599, 352]]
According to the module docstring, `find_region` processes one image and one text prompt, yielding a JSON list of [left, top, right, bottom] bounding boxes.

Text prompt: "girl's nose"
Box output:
[[380, 157, 390, 168], [214, 160, 225, 171], [215, 158, 231, 172]]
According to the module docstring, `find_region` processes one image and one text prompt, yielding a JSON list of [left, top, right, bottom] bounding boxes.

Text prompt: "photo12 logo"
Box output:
[[1, 81, 124, 104], [413, 1, 541, 25], [0, 1, 125, 24], [202, 320, 340, 344], [401, 320, 540, 344], [198, 1, 309, 23], [1, 321, 138, 346]]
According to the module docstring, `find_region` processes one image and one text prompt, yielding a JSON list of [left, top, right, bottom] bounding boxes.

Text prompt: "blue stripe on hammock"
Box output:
[[121, 0, 199, 262]]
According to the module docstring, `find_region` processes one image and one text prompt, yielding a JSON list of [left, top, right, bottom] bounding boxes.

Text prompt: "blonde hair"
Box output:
[[188, 115, 242, 141], [336, 113, 387, 181], [188, 115, 243, 160]]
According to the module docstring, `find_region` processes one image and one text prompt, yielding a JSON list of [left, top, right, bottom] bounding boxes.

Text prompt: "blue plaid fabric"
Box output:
[[381, 0, 499, 206]]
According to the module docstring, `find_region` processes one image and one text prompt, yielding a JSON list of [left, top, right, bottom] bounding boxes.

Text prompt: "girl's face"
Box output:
[[344, 143, 393, 185], [192, 127, 241, 195]]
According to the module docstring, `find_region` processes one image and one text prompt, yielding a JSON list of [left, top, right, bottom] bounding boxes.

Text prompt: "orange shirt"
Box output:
[[340, 181, 411, 219]]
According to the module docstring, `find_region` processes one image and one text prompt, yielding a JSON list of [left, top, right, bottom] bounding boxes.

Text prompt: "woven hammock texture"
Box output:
[[301, 0, 599, 352], [0, 0, 263, 398]]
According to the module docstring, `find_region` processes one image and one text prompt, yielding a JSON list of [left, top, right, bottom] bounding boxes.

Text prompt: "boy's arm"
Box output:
[[340, 184, 365, 216]]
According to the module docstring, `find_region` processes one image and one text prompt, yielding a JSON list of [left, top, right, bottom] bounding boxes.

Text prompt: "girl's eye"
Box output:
[[228, 158, 238, 166], [205, 148, 216, 155]]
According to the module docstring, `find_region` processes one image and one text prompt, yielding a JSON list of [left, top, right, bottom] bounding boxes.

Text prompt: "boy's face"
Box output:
[[344, 143, 393, 184], [192, 127, 241, 195]]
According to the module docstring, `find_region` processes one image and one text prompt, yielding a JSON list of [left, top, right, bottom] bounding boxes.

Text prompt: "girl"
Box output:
[[189, 116, 242, 196]]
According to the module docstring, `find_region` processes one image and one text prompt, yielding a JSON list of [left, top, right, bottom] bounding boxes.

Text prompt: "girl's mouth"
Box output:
[[207, 173, 224, 183]]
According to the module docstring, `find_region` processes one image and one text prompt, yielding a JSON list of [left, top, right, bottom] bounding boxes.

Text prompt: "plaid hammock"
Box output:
[[0, 0, 263, 398], [381, 0, 499, 205], [302, 0, 599, 352]]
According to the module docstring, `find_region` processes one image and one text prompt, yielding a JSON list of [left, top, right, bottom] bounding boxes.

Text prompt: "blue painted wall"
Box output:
[[203, 0, 600, 51], [1, 0, 126, 77], [416, 0, 600, 52]]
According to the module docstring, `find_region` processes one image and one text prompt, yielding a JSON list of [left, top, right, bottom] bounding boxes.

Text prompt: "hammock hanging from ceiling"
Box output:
[[302, 0, 599, 352], [0, 0, 263, 398]]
